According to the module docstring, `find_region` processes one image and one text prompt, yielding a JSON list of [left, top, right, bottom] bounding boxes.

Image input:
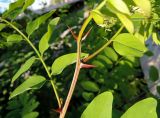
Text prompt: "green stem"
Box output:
[[0, 18, 61, 108], [83, 25, 124, 62], [51, 79, 62, 108], [95, 0, 107, 10]]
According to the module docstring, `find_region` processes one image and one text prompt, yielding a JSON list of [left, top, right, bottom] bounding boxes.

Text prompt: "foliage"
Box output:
[[0, 0, 160, 118], [5, 92, 39, 118], [81, 92, 157, 118]]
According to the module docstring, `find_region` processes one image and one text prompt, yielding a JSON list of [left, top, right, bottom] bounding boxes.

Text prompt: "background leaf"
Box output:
[[51, 53, 88, 75], [39, 17, 60, 56], [2, 0, 35, 19], [133, 0, 151, 17], [7, 34, 23, 43], [12, 56, 36, 83], [9, 75, 46, 99], [149, 66, 159, 82], [22, 0, 35, 11], [26, 10, 55, 36], [113, 33, 147, 57], [0, 23, 6, 31], [81, 81, 99, 92], [81, 91, 113, 118], [121, 98, 157, 118]]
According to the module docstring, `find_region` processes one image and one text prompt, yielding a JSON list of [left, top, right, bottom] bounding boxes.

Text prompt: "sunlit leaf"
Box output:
[[121, 98, 157, 118], [26, 10, 55, 36], [107, 0, 131, 15], [81, 91, 113, 118], [116, 13, 134, 33], [39, 17, 60, 55], [113, 33, 147, 57], [133, 0, 151, 17], [51, 53, 88, 75], [7, 34, 23, 43], [152, 32, 160, 45], [81, 81, 99, 92], [91, 10, 105, 26], [9, 75, 46, 99], [12, 56, 36, 83]]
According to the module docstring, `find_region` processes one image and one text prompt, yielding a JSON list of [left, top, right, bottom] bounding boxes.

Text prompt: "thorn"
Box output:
[[80, 63, 96, 69], [67, 25, 78, 41], [53, 108, 62, 113], [82, 27, 92, 41]]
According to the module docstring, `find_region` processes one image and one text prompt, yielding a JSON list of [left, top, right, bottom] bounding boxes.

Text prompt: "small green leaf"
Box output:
[[2, 0, 24, 19], [91, 10, 105, 26], [0, 23, 6, 31], [103, 47, 118, 62], [116, 13, 134, 33], [39, 17, 60, 55], [82, 92, 94, 101], [113, 33, 147, 57], [12, 56, 36, 83], [23, 112, 39, 118], [7, 34, 23, 43], [81, 81, 99, 92], [121, 98, 157, 118], [96, 55, 113, 69], [149, 66, 159, 82], [157, 86, 160, 94], [133, 0, 151, 17], [81, 91, 113, 118], [92, 60, 105, 69], [26, 10, 55, 36], [22, 0, 35, 11], [51, 53, 88, 75], [9, 75, 46, 100], [107, 0, 131, 15], [152, 32, 160, 45]]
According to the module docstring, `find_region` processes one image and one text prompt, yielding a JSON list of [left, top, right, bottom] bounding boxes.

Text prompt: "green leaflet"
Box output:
[[39, 17, 60, 56], [9, 75, 46, 100], [91, 10, 105, 26], [26, 10, 55, 36], [103, 47, 118, 62], [116, 13, 134, 33], [22, 0, 35, 11], [0, 23, 7, 31], [121, 98, 157, 118], [152, 32, 160, 45], [80, 81, 99, 92], [51, 53, 88, 75], [7, 34, 23, 43], [2, 0, 35, 19], [113, 33, 147, 57], [81, 91, 113, 118], [149, 66, 159, 82], [133, 0, 151, 17], [12, 56, 36, 83], [23, 112, 39, 118], [107, 0, 131, 15]]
